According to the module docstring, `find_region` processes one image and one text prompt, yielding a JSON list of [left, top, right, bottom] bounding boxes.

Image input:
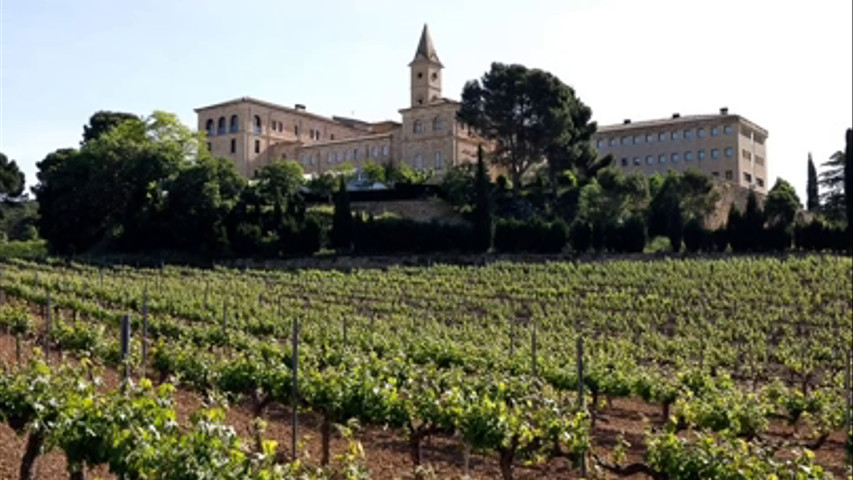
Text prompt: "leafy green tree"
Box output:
[[578, 167, 648, 226], [255, 160, 304, 208], [361, 161, 387, 184], [161, 156, 245, 255], [806, 153, 819, 212], [472, 145, 492, 251], [764, 178, 801, 228], [0, 152, 25, 199], [81, 111, 138, 144], [331, 176, 353, 251], [648, 169, 718, 240], [440, 163, 476, 210], [819, 148, 846, 222], [459, 62, 589, 195]]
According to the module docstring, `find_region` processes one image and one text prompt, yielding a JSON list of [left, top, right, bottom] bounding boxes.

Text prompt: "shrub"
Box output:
[[494, 218, 567, 253], [683, 219, 708, 253], [763, 224, 792, 251], [353, 217, 474, 254], [619, 215, 647, 253], [711, 227, 728, 252], [568, 220, 592, 253]]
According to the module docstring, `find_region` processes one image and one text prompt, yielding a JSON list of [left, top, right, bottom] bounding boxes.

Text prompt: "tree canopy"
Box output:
[[457, 62, 606, 197], [0, 152, 25, 200]]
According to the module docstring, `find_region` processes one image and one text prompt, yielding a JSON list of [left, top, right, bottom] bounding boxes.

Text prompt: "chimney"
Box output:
[[295, 104, 306, 111], [623, 119, 631, 124], [719, 107, 728, 115], [672, 113, 680, 119]]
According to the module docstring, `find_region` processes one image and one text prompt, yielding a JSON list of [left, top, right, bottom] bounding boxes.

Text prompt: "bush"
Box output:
[[494, 218, 567, 253], [711, 227, 728, 252], [352, 216, 474, 254], [795, 218, 851, 252], [683, 219, 708, 253], [620, 216, 647, 253], [568, 220, 592, 253], [0, 239, 48, 259], [763, 224, 792, 251]]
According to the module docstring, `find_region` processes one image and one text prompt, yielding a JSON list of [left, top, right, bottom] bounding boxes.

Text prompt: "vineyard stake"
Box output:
[[203, 281, 209, 309], [222, 300, 228, 330], [531, 321, 537, 377], [342, 316, 347, 347], [291, 316, 300, 461], [847, 348, 852, 468], [577, 333, 586, 477], [44, 290, 51, 358], [510, 317, 515, 356], [141, 288, 148, 371], [120, 315, 131, 383]]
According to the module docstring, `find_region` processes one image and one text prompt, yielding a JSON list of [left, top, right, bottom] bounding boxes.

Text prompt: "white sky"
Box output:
[[1, 0, 851, 201]]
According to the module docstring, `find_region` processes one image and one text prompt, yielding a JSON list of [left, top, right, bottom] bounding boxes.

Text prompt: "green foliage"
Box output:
[[361, 161, 387, 184], [568, 220, 592, 253], [472, 145, 492, 252], [331, 177, 353, 251], [683, 218, 709, 253], [352, 216, 475, 253], [81, 111, 139, 144], [493, 218, 567, 253], [440, 163, 476, 210], [458, 62, 598, 194], [807, 153, 819, 212], [0, 152, 25, 199], [764, 178, 801, 228], [0, 303, 33, 337], [0, 239, 47, 259]]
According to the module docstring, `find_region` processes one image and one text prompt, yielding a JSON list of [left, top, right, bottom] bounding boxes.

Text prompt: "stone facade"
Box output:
[[593, 109, 769, 193], [195, 25, 486, 182]]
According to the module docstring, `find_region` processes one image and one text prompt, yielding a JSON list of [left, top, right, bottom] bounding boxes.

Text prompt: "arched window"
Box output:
[[230, 115, 239, 133], [413, 120, 423, 134], [217, 117, 226, 135], [206, 119, 215, 136], [253, 115, 262, 134], [433, 116, 444, 131]]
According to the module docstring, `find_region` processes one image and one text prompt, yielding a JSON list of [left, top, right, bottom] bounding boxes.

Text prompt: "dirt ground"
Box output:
[[0, 334, 848, 480]]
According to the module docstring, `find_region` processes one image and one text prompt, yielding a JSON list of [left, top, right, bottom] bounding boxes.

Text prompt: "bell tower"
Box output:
[[409, 24, 443, 107]]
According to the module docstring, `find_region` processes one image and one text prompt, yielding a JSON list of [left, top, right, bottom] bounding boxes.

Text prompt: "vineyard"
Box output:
[[0, 255, 852, 479]]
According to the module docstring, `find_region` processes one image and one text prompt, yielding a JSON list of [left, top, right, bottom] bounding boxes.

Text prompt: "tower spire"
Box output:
[[411, 24, 441, 65]]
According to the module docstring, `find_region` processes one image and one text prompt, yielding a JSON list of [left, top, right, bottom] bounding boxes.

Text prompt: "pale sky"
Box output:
[[1, 0, 851, 201]]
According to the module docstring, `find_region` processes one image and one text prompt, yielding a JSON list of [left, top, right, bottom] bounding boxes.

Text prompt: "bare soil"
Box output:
[[0, 334, 848, 480]]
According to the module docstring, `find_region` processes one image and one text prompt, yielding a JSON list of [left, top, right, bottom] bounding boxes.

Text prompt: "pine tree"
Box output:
[[806, 153, 819, 212], [473, 144, 492, 252], [331, 176, 353, 251]]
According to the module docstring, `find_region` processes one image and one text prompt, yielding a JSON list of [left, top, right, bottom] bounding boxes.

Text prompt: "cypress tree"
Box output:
[[845, 128, 852, 228], [806, 153, 819, 212], [331, 176, 353, 251], [743, 191, 765, 251], [473, 144, 492, 251]]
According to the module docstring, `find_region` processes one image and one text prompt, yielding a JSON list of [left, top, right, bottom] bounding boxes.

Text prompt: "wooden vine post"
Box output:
[[120, 315, 131, 383], [291, 315, 300, 460], [44, 289, 51, 357], [531, 320, 537, 377], [141, 287, 148, 373]]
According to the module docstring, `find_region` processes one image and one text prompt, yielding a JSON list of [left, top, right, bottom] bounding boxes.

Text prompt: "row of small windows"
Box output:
[[597, 125, 735, 148], [412, 152, 445, 171], [300, 145, 391, 166], [620, 148, 733, 167], [205, 115, 333, 140], [412, 117, 445, 134]]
